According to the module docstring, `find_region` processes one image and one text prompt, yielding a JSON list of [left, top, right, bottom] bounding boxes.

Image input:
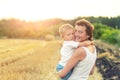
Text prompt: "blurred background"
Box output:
[[0, 0, 120, 80]]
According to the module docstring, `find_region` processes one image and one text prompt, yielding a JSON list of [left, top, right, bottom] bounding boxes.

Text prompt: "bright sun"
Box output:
[[0, 0, 120, 21]]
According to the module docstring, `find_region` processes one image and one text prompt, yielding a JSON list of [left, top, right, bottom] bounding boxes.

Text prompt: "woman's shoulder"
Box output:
[[86, 45, 96, 53]]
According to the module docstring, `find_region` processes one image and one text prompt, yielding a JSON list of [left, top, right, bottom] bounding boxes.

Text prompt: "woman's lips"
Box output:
[[75, 37, 80, 41]]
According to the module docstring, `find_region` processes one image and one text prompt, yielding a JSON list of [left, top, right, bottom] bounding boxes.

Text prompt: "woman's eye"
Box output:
[[79, 31, 82, 33]]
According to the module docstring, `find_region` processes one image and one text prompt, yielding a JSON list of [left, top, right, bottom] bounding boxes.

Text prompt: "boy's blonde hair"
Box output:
[[59, 23, 74, 38]]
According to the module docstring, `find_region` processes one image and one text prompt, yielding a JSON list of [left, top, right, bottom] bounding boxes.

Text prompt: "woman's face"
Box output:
[[75, 25, 88, 42]]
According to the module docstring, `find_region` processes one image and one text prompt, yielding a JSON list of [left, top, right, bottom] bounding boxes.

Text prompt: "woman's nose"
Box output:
[[75, 32, 78, 36]]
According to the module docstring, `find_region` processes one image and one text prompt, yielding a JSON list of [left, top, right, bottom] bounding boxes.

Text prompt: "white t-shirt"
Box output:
[[59, 41, 79, 66], [68, 46, 97, 80]]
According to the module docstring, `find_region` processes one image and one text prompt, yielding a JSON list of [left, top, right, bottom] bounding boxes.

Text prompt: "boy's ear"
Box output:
[[60, 35, 64, 38], [61, 35, 64, 38]]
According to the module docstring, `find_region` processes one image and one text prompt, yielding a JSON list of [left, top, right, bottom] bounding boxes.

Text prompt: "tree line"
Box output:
[[68, 16, 120, 29], [0, 16, 120, 46]]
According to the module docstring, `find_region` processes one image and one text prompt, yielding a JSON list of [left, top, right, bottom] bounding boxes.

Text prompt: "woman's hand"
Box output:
[[57, 70, 65, 78]]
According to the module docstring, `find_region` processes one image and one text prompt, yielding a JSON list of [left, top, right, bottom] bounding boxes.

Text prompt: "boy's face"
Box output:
[[63, 29, 75, 41]]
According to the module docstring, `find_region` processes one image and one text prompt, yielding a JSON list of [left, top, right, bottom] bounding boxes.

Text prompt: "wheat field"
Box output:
[[0, 39, 102, 80]]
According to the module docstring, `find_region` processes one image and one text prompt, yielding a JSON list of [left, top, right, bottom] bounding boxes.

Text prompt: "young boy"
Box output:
[[56, 23, 93, 80]]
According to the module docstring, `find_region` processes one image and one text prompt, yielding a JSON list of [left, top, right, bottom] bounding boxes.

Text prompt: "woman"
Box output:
[[58, 19, 97, 80]]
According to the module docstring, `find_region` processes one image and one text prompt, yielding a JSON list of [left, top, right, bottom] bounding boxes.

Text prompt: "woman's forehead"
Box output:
[[75, 25, 86, 30]]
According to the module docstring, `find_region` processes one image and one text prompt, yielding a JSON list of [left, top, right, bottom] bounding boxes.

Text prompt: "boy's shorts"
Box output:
[[56, 64, 73, 80]]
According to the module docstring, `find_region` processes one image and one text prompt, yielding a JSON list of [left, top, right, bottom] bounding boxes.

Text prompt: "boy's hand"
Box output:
[[83, 40, 94, 46]]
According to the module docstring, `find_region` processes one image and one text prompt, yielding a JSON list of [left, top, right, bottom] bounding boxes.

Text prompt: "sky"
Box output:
[[0, 0, 120, 21]]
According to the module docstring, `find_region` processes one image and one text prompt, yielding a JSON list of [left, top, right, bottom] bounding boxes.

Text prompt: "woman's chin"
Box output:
[[75, 39, 85, 42], [75, 39, 80, 42]]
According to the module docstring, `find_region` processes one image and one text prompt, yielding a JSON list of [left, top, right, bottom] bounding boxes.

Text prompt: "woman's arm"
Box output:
[[58, 47, 86, 78], [89, 63, 96, 75]]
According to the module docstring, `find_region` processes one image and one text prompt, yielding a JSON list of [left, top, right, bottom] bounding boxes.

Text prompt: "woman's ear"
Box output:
[[87, 36, 90, 39]]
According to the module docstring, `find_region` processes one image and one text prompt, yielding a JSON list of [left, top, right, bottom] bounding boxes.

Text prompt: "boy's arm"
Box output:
[[78, 40, 94, 47]]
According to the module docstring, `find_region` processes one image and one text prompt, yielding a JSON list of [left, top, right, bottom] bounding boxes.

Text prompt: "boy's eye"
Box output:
[[78, 31, 83, 33], [67, 34, 70, 36]]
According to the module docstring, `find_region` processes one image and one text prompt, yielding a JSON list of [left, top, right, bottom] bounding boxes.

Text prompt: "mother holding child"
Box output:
[[56, 19, 97, 80]]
